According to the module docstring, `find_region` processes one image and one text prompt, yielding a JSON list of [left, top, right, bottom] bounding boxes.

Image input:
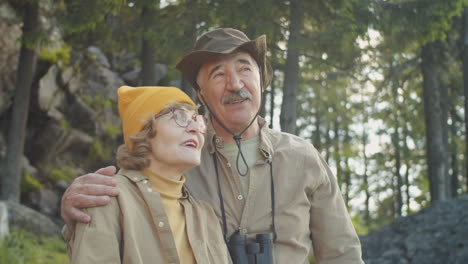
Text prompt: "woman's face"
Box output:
[[148, 107, 206, 172]]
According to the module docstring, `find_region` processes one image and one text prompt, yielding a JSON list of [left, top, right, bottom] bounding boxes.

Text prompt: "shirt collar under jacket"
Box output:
[[118, 169, 190, 200], [205, 115, 273, 163]]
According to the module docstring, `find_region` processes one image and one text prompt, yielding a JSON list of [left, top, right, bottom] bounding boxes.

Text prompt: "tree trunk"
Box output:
[[462, 7, 468, 191], [259, 90, 267, 118], [344, 162, 351, 208], [324, 120, 331, 164], [392, 87, 403, 217], [362, 127, 370, 225], [333, 120, 341, 184], [313, 88, 322, 149], [268, 28, 279, 129], [180, 2, 198, 101], [402, 123, 411, 214], [181, 78, 197, 102], [440, 63, 449, 197], [393, 128, 403, 217], [279, 0, 303, 134], [344, 128, 351, 208], [363, 170, 370, 224], [269, 75, 276, 129], [420, 42, 450, 202], [450, 108, 459, 196], [1, 1, 39, 201], [140, 4, 157, 85]]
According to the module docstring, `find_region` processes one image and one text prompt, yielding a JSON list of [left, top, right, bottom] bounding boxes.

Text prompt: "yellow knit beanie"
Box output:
[[117, 86, 196, 150]]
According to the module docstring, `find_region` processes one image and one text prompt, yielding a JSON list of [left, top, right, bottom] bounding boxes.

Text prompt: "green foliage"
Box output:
[[20, 27, 50, 51], [59, 119, 71, 130], [62, 0, 126, 34], [375, 0, 466, 52], [11, 0, 57, 51], [81, 94, 114, 110], [414, 173, 431, 208], [104, 122, 121, 139], [49, 166, 79, 183], [81, 94, 118, 116], [20, 171, 44, 193], [303, 0, 372, 68], [88, 140, 113, 162], [39, 43, 71, 65], [373, 195, 397, 229], [351, 214, 370, 235], [309, 255, 316, 263], [0, 229, 68, 264]]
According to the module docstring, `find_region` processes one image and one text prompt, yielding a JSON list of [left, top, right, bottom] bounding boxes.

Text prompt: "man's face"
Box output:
[[196, 51, 262, 133]]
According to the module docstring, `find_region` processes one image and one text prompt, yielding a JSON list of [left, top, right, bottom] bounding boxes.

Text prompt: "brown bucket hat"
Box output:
[[176, 28, 272, 91]]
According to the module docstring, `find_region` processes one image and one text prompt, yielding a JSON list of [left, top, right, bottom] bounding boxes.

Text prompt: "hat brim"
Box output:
[[176, 35, 272, 91]]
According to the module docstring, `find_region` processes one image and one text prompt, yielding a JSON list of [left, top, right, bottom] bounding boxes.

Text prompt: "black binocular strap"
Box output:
[[212, 152, 277, 243], [213, 153, 229, 243], [269, 161, 277, 242]]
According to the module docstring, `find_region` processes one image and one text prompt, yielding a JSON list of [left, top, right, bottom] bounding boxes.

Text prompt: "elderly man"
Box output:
[[61, 28, 363, 263]]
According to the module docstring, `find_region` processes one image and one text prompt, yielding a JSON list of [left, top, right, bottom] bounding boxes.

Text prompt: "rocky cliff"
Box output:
[[361, 195, 468, 264], [0, 2, 168, 227]]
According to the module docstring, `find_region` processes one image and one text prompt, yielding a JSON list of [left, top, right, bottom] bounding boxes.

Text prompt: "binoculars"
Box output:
[[227, 232, 273, 264]]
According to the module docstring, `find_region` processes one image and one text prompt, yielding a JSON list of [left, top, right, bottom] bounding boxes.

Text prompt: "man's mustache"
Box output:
[[222, 88, 252, 104]]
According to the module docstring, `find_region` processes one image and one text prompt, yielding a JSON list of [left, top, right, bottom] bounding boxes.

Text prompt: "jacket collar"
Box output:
[[119, 169, 148, 182], [118, 169, 191, 200]]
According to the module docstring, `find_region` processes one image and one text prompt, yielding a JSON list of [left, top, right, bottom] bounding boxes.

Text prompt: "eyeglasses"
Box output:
[[155, 108, 207, 133]]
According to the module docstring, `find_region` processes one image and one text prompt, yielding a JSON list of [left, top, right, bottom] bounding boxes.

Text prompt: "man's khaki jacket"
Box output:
[[185, 117, 364, 264]]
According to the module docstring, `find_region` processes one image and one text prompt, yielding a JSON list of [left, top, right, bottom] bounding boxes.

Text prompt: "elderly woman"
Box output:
[[68, 86, 230, 263]]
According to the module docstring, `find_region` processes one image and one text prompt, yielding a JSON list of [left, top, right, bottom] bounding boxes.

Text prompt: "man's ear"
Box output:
[[197, 91, 205, 105]]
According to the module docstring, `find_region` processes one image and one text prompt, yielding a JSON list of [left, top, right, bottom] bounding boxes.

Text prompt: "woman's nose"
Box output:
[[186, 115, 206, 134]]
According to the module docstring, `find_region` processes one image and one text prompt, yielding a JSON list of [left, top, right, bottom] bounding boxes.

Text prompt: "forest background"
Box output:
[[0, 0, 467, 263]]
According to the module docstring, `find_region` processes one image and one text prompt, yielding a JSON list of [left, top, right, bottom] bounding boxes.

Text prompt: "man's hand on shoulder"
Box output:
[[60, 166, 120, 230]]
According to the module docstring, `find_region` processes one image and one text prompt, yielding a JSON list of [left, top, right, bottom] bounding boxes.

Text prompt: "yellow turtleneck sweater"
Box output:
[[142, 169, 196, 264]]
